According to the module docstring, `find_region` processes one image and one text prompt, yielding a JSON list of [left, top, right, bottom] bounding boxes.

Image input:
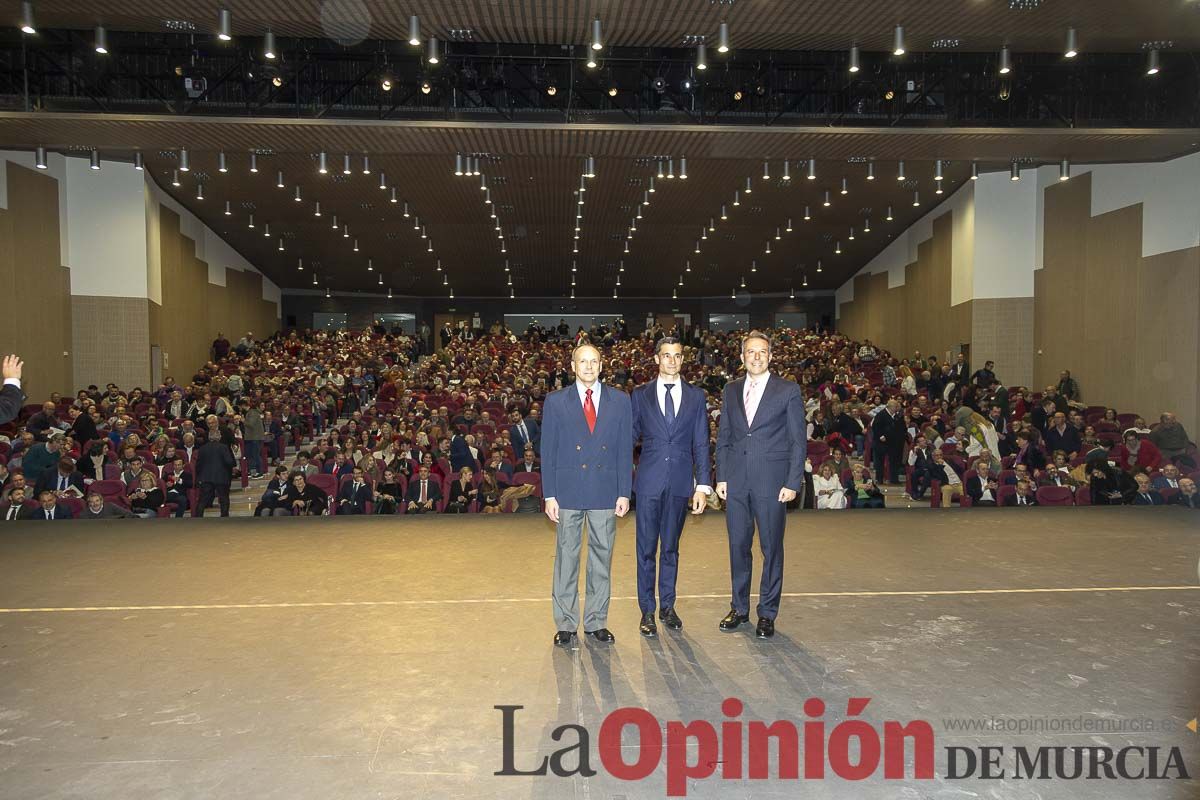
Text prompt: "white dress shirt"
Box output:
[[575, 380, 602, 414], [742, 372, 770, 425]]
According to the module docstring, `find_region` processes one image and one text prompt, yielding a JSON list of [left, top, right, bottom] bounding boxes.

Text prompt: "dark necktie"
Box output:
[[664, 384, 676, 427], [1142, 493, 1151, 503], [584, 389, 596, 433]]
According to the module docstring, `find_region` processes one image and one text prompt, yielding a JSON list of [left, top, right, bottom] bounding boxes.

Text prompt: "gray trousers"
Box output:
[[552, 508, 617, 632]]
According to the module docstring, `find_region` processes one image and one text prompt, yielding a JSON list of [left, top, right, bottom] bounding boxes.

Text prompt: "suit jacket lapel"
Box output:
[[734, 378, 749, 429], [652, 380, 669, 436]]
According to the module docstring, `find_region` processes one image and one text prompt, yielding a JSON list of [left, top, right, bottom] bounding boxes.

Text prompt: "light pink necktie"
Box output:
[[744, 379, 759, 427]]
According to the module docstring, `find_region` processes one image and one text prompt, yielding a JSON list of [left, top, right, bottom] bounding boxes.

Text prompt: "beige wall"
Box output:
[[71, 296, 152, 390], [0, 163, 73, 399], [837, 211, 973, 366], [153, 206, 279, 381], [1035, 172, 1200, 436]]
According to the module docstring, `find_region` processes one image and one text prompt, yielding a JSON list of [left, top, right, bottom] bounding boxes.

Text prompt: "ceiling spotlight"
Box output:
[[377, 171, 386, 190], [133, 152, 143, 171], [717, 21, 730, 53], [247, 214, 255, 229], [786, 218, 793, 232], [816, 259, 822, 273], [272, 75, 283, 88], [886, 206, 894, 221], [342, 153, 352, 175], [1059, 158, 1071, 181], [262, 222, 269, 237], [170, 169, 180, 185], [696, 42, 707, 70], [733, 89, 743, 101], [381, 72, 394, 91], [278, 238, 284, 251], [782, 160, 791, 181], [19, 1, 35, 34], [893, 24, 905, 56], [402, 202, 410, 216], [998, 45, 1012, 75], [196, 183, 204, 200], [420, 80, 432, 94], [249, 150, 259, 170], [913, 191, 921, 206], [656, 160, 665, 179], [720, 205, 728, 220], [35, 146, 47, 169], [276, 170, 284, 188], [789, 287, 795, 299], [866, 161, 875, 180], [762, 160, 770, 180], [367, 258, 374, 271], [217, 151, 227, 173], [745, 176, 753, 194], [1010, 161, 1021, 181], [679, 156, 688, 179], [834, 241, 841, 254], [667, 158, 675, 179], [848, 45, 860, 73], [935, 183, 943, 195], [840, 177, 848, 195], [314, 201, 322, 217], [217, 8, 232, 41], [897, 160, 906, 181], [585, 155, 596, 178], [591, 16, 603, 51], [223, 200, 231, 215], [586, 53, 598, 70], [803, 205, 811, 220], [608, 84, 618, 97], [263, 30, 276, 60], [318, 151, 328, 174], [848, 227, 854, 241], [297, 258, 303, 271], [343, 224, 349, 238], [94, 25, 108, 54], [1064, 27, 1078, 59], [178, 148, 190, 171], [765, 241, 772, 254], [970, 162, 979, 180], [863, 218, 871, 233], [427, 37, 440, 65], [732, 190, 740, 206], [822, 190, 831, 207], [294, 185, 302, 201], [708, 217, 715, 231], [750, 260, 757, 273], [694, 241, 701, 254], [1146, 48, 1161, 76], [774, 227, 781, 240], [353, 239, 359, 252], [740, 276, 746, 288], [408, 14, 421, 46], [935, 159, 944, 181], [807, 159, 817, 180]]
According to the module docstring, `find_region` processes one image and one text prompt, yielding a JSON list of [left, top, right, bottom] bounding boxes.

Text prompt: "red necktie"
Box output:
[[584, 389, 597, 433]]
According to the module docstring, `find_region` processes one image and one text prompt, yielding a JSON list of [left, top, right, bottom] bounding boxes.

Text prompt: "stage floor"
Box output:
[[0, 508, 1197, 799]]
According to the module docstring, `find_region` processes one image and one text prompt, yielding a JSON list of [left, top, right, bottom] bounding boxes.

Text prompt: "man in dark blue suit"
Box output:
[[543, 344, 633, 648], [631, 337, 711, 638], [510, 409, 541, 457], [336, 465, 372, 515], [715, 331, 806, 639]]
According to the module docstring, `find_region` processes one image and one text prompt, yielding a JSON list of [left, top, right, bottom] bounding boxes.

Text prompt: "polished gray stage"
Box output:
[[0, 508, 1197, 799]]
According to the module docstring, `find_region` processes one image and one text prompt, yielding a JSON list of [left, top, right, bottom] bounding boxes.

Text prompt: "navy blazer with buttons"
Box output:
[[715, 374, 807, 497], [632, 379, 711, 499], [541, 382, 633, 510]]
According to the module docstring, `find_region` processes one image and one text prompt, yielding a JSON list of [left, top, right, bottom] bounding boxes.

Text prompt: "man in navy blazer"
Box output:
[[631, 337, 711, 638], [542, 344, 633, 648], [715, 331, 806, 640], [336, 465, 372, 514], [510, 409, 541, 456], [30, 489, 74, 520]]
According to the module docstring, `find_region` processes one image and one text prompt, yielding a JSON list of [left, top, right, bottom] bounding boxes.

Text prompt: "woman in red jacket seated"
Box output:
[[1111, 431, 1162, 474]]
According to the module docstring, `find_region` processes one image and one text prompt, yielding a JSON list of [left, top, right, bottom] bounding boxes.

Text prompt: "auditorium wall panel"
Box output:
[[837, 209, 973, 365], [1036, 171, 1200, 436], [0, 162, 74, 397]]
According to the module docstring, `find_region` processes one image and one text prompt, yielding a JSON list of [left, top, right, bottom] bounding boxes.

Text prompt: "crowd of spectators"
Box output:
[[0, 319, 1196, 521]]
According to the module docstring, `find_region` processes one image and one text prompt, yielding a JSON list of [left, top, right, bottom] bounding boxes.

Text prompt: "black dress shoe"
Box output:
[[659, 607, 683, 631], [755, 618, 775, 639], [639, 613, 657, 638], [585, 628, 616, 644], [719, 609, 751, 632], [553, 630, 577, 647]]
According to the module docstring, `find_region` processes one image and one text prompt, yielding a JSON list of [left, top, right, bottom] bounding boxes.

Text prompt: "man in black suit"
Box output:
[[906, 435, 933, 500], [965, 462, 1000, 506], [194, 427, 235, 517], [30, 489, 73, 520], [513, 444, 540, 474], [0, 355, 25, 425], [949, 353, 969, 385], [405, 465, 442, 514], [1030, 398, 1057, 436], [1003, 479, 1039, 506], [161, 456, 192, 517], [871, 399, 906, 484], [1170, 478, 1199, 509], [255, 466, 291, 516], [1043, 411, 1082, 458], [715, 331, 806, 640], [1131, 474, 1165, 506], [1, 486, 34, 520], [34, 458, 85, 500], [337, 465, 372, 515]]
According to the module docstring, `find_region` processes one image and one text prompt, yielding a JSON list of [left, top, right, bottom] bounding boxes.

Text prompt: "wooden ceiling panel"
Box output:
[[1, 112, 1197, 296], [22, 0, 1200, 52]]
